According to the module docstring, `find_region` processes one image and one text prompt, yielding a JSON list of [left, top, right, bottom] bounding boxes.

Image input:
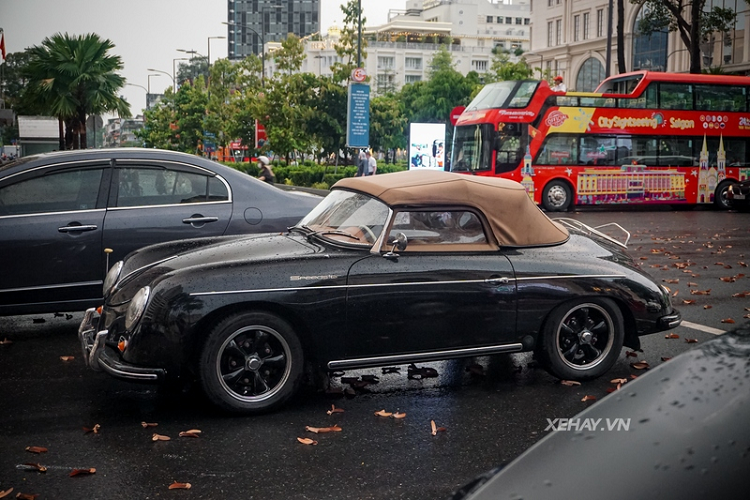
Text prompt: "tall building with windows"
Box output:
[[526, 0, 750, 92], [227, 0, 320, 61]]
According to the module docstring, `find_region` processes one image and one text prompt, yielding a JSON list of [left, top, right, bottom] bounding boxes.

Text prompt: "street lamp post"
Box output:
[[146, 67, 175, 92], [147, 73, 160, 94], [223, 21, 266, 86], [207, 36, 225, 67]]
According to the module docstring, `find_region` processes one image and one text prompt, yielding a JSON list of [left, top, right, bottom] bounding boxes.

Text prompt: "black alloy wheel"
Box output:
[[538, 298, 624, 381], [199, 311, 303, 414]]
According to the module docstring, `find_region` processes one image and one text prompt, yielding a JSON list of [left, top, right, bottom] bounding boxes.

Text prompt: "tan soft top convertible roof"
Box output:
[[334, 170, 569, 247]]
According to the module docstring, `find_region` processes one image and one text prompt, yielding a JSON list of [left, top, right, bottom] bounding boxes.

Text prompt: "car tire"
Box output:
[[542, 180, 573, 212], [714, 180, 736, 210], [198, 311, 303, 414], [537, 298, 624, 381]]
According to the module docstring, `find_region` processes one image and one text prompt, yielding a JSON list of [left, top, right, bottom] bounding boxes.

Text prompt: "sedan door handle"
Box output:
[[58, 224, 98, 233], [182, 216, 219, 224], [486, 277, 510, 285]]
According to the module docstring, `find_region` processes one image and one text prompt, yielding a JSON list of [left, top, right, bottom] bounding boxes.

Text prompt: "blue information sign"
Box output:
[[346, 83, 370, 149]]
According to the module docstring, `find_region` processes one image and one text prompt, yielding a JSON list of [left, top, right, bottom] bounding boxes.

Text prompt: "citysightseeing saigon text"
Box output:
[[597, 115, 695, 131]]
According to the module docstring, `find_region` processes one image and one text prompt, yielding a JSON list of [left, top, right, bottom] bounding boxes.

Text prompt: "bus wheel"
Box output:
[[714, 180, 736, 210], [542, 180, 573, 212]]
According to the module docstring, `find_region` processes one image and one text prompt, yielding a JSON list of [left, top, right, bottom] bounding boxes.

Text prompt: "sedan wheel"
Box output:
[[199, 311, 303, 414], [538, 299, 624, 381]]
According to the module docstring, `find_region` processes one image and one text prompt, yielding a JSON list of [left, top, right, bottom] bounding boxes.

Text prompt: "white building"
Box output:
[[266, 0, 531, 94], [526, 0, 750, 92]]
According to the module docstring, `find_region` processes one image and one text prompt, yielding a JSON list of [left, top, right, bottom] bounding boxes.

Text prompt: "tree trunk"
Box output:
[[79, 110, 88, 149], [689, 2, 702, 73], [58, 117, 65, 151], [617, 0, 626, 74]]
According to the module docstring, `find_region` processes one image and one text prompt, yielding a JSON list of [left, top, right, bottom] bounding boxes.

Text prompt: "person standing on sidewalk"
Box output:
[[366, 150, 377, 176]]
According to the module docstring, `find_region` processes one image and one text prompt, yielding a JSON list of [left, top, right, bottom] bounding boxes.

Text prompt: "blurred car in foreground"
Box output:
[[0, 148, 320, 316], [79, 170, 680, 414], [727, 178, 750, 211], [451, 323, 750, 500]]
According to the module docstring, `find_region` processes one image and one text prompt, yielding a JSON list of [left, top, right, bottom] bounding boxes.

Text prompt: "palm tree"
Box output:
[[22, 32, 130, 149]]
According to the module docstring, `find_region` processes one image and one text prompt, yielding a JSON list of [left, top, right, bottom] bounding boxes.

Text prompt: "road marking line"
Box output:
[[680, 320, 726, 336]]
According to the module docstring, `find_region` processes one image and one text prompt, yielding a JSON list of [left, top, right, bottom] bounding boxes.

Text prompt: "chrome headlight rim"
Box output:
[[103, 261, 124, 298], [125, 286, 150, 332]]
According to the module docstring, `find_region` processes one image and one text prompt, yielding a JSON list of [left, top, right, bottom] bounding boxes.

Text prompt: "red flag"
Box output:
[[0, 32, 6, 61]]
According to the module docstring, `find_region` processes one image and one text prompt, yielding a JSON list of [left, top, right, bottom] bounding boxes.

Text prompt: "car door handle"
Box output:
[[182, 216, 219, 224], [58, 224, 98, 233], [486, 277, 510, 285]]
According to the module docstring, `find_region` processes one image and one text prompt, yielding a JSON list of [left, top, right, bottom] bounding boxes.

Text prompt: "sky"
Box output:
[[0, 0, 405, 115]]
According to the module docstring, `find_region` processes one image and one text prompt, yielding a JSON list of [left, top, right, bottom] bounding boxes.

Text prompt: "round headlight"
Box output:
[[103, 261, 124, 297], [125, 286, 150, 331]]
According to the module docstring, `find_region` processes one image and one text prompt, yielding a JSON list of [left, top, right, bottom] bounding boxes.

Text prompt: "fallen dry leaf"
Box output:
[[305, 424, 342, 434], [687, 282, 698, 287], [724, 265, 733, 269], [168, 482, 192, 490], [690, 289, 712, 295], [581, 395, 597, 402], [15, 493, 37, 500], [685, 338, 699, 344], [732, 292, 750, 298], [141, 422, 158, 428], [430, 420, 447, 436], [326, 405, 345, 415], [392, 412, 407, 419], [744, 314, 750, 319], [740, 262, 748, 267], [179, 430, 201, 438], [297, 437, 318, 445], [630, 361, 650, 370], [374, 409, 393, 417], [721, 318, 736, 324], [25, 446, 47, 454], [560, 380, 582, 386], [610, 378, 628, 384], [639, 257, 648, 260], [720, 277, 736, 283], [665, 333, 680, 339], [152, 433, 171, 441], [662, 279, 679, 284], [661, 357, 672, 362], [60, 355, 75, 362], [0, 488, 12, 499], [83, 424, 101, 434], [69, 468, 96, 477], [715, 262, 725, 266], [703, 305, 713, 310], [681, 299, 696, 305], [625, 351, 639, 358], [0, 338, 12, 345], [22, 463, 47, 473]]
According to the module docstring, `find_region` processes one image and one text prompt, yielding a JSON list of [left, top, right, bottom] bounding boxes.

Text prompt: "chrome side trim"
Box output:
[[327, 343, 525, 370], [0, 208, 106, 220], [107, 200, 231, 211], [188, 274, 626, 297], [1, 280, 102, 293]]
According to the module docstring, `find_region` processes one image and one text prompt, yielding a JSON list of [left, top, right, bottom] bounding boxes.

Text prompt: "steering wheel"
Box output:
[[357, 225, 377, 243]]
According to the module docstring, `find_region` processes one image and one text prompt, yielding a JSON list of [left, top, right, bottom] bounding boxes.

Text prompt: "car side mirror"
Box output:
[[384, 232, 408, 259]]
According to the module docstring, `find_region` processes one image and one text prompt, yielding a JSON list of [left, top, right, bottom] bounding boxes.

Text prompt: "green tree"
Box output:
[[273, 34, 306, 76], [176, 56, 209, 86], [369, 93, 407, 154], [173, 78, 208, 153], [226, 55, 264, 151], [332, 0, 368, 82], [632, 0, 737, 73], [22, 32, 130, 149], [303, 76, 348, 163], [486, 50, 534, 82]]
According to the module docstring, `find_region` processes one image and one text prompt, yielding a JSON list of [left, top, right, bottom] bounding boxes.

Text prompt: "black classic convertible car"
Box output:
[[79, 171, 681, 413]]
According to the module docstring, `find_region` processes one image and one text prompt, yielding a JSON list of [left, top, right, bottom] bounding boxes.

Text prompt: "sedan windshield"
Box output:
[[295, 190, 389, 245]]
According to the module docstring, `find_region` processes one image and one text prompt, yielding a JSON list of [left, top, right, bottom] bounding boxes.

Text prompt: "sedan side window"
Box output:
[[0, 168, 103, 216], [116, 168, 228, 207], [388, 210, 488, 247]]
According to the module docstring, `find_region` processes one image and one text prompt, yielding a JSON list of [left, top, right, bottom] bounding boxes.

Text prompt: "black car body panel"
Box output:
[[451, 324, 750, 500], [0, 148, 320, 316]]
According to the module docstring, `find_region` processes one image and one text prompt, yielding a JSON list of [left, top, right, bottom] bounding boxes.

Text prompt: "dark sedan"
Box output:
[[79, 170, 681, 414], [0, 148, 320, 316], [451, 323, 750, 500]]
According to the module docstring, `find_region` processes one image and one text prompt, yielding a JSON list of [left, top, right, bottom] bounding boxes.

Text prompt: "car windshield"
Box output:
[[295, 190, 389, 245]]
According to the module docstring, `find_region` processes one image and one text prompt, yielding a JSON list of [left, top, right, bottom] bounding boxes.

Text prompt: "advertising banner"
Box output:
[[409, 123, 446, 170], [346, 83, 370, 149]]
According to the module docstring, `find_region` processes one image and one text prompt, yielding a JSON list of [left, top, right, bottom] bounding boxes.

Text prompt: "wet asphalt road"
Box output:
[[1, 207, 748, 500]]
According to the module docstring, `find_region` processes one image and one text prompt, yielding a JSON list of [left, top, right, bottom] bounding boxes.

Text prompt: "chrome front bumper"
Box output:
[[659, 310, 682, 330], [78, 307, 165, 381]]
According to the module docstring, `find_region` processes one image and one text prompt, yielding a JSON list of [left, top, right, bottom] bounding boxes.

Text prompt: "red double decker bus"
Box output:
[[451, 71, 750, 211]]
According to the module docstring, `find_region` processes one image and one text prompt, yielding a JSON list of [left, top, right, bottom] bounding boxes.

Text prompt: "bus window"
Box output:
[[508, 81, 539, 108], [660, 83, 693, 110], [580, 97, 616, 107], [579, 136, 617, 165], [596, 74, 643, 94], [696, 85, 746, 112], [620, 83, 658, 109], [451, 124, 494, 172], [465, 82, 517, 111], [658, 138, 697, 166], [495, 124, 524, 174], [535, 135, 578, 165], [725, 138, 748, 166]]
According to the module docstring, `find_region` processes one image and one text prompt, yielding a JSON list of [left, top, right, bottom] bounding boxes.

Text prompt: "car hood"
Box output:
[[455, 324, 750, 500]]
